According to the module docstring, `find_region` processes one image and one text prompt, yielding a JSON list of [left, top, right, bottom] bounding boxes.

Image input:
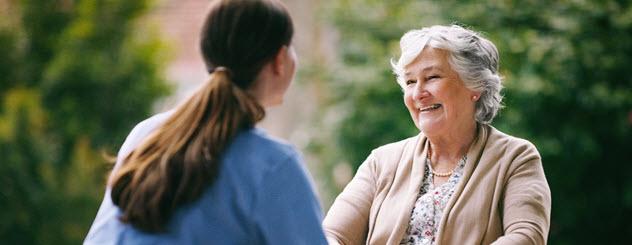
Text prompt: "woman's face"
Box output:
[[272, 45, 297, 105], [402, 47, 479, 137], [254, 45, 297, 107], [282, 45, 298, 94]]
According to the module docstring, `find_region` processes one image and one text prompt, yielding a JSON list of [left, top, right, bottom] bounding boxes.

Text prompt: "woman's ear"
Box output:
[[271, 46, 289, 76], [471, 91, 482, 102]]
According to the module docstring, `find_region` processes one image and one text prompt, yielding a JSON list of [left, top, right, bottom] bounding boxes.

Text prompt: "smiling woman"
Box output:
[[323, 25, 551, 245], [400, 48, 480, 150]]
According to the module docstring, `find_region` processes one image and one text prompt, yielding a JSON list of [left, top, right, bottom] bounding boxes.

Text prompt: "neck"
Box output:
[[427, 121, 477, 168]]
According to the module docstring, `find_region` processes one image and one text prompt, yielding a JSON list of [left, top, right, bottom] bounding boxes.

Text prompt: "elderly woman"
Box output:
[[323, 25, 551, 245]]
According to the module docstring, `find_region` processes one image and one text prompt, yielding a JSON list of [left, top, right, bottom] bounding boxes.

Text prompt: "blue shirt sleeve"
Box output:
[[252, 151, 327, 245]]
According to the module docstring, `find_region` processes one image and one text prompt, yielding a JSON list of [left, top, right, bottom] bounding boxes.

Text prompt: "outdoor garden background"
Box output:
[[1, 0, 630, 244]]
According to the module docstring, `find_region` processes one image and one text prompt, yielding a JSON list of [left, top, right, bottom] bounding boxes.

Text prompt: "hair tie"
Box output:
[[213, 66, 228, 72], [211, 66, 232, 78]]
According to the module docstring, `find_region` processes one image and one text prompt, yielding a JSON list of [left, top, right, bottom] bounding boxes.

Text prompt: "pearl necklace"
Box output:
[[431, 167, 455, 177], [427, 147, 460, 177]]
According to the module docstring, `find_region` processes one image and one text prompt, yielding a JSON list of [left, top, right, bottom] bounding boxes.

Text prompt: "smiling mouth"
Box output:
[[419, 104, 442, 112]]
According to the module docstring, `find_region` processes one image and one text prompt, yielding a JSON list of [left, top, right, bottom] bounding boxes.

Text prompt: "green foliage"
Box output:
[[0, 0, 170, 244], [319, 0, 631, 243], [315, 0, 444, 172]]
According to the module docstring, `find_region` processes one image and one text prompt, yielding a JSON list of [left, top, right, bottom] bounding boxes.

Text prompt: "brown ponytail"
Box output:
[[109, 0, 293, 232], [109, 70, 264, 232]]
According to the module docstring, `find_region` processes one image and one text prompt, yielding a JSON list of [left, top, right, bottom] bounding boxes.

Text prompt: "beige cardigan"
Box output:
[[323, 124, 551, 245]]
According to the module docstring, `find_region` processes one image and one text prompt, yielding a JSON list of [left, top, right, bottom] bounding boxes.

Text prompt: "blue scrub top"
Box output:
[[84, 112, 327, 244]]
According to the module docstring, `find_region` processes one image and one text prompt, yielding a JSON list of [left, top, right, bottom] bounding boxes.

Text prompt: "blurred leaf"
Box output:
[[0, 0, 170, 243]]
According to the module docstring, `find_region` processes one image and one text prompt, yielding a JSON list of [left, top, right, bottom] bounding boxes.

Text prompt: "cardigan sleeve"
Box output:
[[323, 153, 377, 245], [492, 143, 552, 245]]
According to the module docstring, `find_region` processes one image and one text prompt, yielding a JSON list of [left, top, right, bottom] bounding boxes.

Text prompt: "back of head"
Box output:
[[201, 0, 294, 88], [109, 0, 293, 233], [392, 24, 503, 124]]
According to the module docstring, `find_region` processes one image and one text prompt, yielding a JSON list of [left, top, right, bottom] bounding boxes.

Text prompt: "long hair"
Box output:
[[109, 0, 293, 233]]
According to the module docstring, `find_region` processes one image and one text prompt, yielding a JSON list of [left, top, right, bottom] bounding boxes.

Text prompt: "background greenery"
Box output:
[[1, 0, 630, 244], [313, 0, 631, 244], [0, 0, 169, 243]]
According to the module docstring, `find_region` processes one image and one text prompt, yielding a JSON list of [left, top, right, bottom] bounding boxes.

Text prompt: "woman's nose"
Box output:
[[412, 84, 429, 100]]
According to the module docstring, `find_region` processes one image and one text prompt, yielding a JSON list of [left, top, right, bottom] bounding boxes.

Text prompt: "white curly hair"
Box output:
[[391, 25, 504, 124]]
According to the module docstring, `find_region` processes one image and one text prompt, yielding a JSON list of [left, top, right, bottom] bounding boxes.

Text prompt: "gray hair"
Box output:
[[391, 25, 503, 124]]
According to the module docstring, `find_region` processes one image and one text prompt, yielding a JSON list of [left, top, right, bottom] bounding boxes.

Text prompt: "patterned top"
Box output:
[[400, 155, 467, 245]]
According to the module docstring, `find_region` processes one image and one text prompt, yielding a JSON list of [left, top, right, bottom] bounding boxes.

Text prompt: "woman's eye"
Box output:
[[427, 75, 440, 80], [405, 80, 416, 85]]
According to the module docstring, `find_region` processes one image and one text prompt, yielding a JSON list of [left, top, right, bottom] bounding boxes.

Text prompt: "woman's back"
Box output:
[[85, 112, 326, 244]]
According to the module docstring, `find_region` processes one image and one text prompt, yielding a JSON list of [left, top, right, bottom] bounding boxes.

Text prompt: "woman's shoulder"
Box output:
[[220, 128, 307, 195], [483, 125, 541, 169], [237, 127, 295, 152], [117, 111, 173, 153], [370, 134, 421, 158], [111, 111, 174, 172], [485, 125, 539, 155], [359, 134, 422, 176], [226, 128, 300, 166], [129, 111, 173, 135]]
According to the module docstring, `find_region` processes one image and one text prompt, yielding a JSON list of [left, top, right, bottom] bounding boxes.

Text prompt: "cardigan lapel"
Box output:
[[435, 123, 490, 244], [387, 134, 429, 244]]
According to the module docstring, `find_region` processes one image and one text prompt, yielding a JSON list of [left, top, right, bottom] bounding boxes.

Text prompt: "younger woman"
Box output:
[[85, 0, 326, 244]]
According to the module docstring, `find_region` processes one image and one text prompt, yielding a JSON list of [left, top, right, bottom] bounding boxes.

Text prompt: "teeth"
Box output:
[[419, 104, 441, 112]]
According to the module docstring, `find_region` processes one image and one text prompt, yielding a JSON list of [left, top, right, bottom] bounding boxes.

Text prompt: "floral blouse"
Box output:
[[400, 156, 467, 245]]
